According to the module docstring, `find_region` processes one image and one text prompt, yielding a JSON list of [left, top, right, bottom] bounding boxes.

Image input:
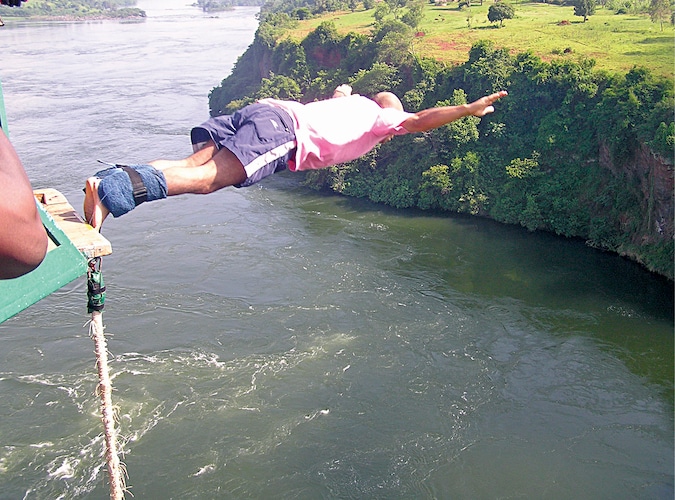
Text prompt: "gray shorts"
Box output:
[[191, 103, 297, 187]]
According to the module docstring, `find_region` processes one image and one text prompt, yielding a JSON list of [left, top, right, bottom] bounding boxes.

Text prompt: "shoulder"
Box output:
[[376, 106, 414, 128]]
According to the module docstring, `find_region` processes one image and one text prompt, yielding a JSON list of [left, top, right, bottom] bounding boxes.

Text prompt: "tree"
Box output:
[[649, 0, 671, 30], [198, 0, 234, 13], [573, 0, 596, 21], [371, 18, 414, 65], [254, 74, 302, 101], [487, 2, 515, 27], [301, 21, 344, 70], [428, 90, 480, 162], [463, 40, 514, 91], [350, 62, 402, 95], [401, 0, 424, 28], [385, 0, 408, 18], [271, 39, 310, 85], [373, 1, 390, 22], [292, 7, 312, 19]]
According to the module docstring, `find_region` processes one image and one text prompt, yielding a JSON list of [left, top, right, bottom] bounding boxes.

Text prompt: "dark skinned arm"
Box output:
[[402, 91, 508, 133], [0, 131, 47, 279]]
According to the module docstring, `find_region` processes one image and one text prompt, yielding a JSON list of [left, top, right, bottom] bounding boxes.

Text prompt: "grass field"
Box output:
[[284, 2, 675, 78]]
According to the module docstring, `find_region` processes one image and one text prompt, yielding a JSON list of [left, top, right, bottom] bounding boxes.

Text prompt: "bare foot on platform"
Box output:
[[83, 177, 109, 231]]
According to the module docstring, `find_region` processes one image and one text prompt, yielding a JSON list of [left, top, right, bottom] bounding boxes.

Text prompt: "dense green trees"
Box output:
[[208, 13, 674, 278]]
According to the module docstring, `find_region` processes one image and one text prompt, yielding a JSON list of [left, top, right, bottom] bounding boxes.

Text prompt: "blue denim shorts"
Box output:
[[190, 103, 297, 187]]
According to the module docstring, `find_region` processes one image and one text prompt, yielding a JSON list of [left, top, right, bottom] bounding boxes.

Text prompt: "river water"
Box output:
[[0, 1, 673, 498]]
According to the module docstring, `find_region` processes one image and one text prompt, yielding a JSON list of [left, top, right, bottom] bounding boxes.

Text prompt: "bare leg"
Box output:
[[149, 140, 218, 171], [163, 147, 246, 195], [84, 145, 246, 231]]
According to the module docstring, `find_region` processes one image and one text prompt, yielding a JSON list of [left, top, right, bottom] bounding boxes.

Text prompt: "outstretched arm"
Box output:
[[0, 132, 47, 279], [401, 91, 508, 133]]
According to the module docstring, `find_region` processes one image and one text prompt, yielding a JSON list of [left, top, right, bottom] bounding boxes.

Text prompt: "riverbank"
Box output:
[[208, 7, 674, 280], [0, 5, 146, 22], [1, 15, 145, 22]]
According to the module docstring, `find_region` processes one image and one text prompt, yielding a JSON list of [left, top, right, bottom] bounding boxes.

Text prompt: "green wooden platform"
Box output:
[[0, 189, 112, 324]]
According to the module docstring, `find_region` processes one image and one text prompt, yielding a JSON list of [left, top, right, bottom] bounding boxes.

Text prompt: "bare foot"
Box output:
[[83, 177, 109, 231]]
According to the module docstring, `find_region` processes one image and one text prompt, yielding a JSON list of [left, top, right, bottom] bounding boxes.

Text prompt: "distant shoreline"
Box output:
[[0, 8, 246, 23], [0, 6, 147, 23], [26, 15, 146, 21], [5, 15, 146, 21]]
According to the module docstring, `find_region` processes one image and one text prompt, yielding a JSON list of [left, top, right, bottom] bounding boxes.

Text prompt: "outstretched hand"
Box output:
[[390, 89, 509, 133], [469, 90, 508, 117]]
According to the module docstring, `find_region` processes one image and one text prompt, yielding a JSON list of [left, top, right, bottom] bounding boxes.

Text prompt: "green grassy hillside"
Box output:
[[284, 2, 674, 78]]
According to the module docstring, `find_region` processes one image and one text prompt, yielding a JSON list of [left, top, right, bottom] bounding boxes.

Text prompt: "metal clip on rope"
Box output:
[[87, 257, 106, 313]]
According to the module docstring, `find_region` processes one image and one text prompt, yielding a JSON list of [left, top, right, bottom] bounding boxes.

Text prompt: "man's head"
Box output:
[[374, 92, 403, 111]]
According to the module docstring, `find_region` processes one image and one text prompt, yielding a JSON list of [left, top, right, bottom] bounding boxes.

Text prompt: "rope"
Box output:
[[87, 258, 126, 499]]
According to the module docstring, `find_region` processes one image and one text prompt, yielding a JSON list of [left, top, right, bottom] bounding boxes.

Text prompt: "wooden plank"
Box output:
[[33, 188, 112, 259]]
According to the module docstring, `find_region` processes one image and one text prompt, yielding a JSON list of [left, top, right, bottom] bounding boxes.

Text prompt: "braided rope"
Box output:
[[88, 260, 126, 499]]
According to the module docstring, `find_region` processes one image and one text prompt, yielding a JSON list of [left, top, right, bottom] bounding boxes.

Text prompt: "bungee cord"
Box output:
[[87, 257, 127, 499]]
